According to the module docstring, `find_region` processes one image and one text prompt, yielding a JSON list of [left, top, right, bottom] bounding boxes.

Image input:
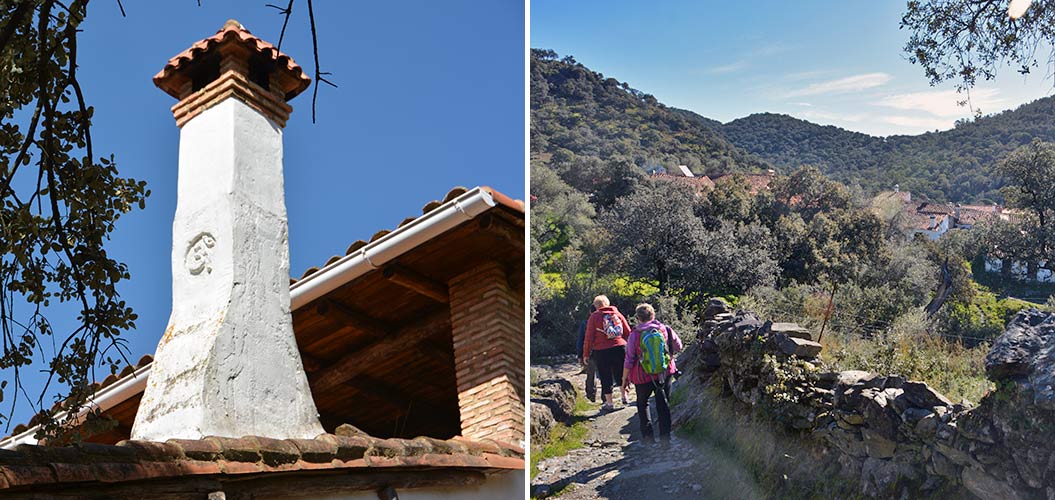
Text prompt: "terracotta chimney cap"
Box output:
[[153, 20, 311, 102]]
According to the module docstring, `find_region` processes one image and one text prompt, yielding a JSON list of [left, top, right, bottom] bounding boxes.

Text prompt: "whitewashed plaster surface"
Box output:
[[268, 471, 525, 500], [131, 98, 324, 441]]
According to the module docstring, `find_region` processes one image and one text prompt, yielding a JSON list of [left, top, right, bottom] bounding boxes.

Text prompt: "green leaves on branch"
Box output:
[[0, 0, 148, 438]]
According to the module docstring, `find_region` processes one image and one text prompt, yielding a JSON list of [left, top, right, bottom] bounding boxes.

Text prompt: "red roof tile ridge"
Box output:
[[0, 432, 523, 490], [153, 21, 311, 99], [480, 186, 525, 213], [292, 185, 523, 283]]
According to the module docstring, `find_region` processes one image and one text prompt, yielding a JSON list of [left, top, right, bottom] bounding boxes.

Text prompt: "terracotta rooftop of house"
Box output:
[[956, 207, 1000, 226], [651, 173, 715, 192], [0, 426, 522, 495], [908, 212, 947, 231], [916, 202, 955, 215], [154, 19, 311, 100], [292, 186, 523, 283]]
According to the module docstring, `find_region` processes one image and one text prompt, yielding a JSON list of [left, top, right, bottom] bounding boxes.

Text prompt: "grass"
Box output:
[[538, 272, 661, 297], [820, 328, 993, 403], [530, 421, 590, 479], [529, 393, 598, 480], [677, 380, 860, 499]]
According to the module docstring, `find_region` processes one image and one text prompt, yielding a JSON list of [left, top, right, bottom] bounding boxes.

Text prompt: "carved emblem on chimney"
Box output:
[[131, 21, 323, 441]]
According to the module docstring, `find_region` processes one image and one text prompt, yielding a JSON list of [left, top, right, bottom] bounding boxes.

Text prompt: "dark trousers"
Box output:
[[635, 377, 672, 443], [584, 357, 598, 401], [593, 345, 625, 397]]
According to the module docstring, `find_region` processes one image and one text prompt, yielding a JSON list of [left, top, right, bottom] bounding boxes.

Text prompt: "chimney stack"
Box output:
[[131, 21, 323, 441]]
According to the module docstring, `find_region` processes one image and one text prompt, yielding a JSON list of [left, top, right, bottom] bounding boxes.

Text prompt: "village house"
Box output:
[[873, 188, 1051, 283], [650, 166, 776, 195], [873, 187, 1007, 241], [0, 21, 525, 499]]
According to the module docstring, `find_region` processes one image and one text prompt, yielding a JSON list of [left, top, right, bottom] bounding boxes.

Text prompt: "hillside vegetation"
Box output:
[[531, 49, 769, 178], [534, 48, 1055, 203], [723, 99, 1055, 202]]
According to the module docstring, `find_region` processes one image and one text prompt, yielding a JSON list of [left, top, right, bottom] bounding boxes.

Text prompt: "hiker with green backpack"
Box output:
[[621, 303, 683, 446]]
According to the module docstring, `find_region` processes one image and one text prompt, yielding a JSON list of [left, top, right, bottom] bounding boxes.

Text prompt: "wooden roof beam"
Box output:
[[315, 299, 389, 338], [477, 213, 524, 252], [381, 265, 449, 303], [416, 338, 454, 366], [345, 375, 448, 419], [309, 309, 450, 393]]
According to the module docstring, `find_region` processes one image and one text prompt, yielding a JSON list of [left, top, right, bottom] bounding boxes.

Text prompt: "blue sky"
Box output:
[[3, 1, 523, 429], [531, 0, 1055, 136]]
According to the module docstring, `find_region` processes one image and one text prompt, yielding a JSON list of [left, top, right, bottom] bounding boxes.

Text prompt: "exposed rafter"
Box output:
[[315, 299, 389, 338], [309, 310, 450, 393], [477, 213, 524, 252], [382, 265, 449, 303]]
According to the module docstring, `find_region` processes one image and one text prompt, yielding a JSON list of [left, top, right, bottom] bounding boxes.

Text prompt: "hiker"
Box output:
[[575, 304, 599, 402], [582, 295, 631, 411], [622, 303, 683, 445]]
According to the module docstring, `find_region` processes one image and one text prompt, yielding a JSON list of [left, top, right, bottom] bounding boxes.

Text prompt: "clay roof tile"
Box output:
[[153, 20, 311, 100], [0, 431, 523, 491], [345, 240, 368, 255]]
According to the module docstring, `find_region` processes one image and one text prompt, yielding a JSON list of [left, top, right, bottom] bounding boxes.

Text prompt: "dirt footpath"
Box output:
[[531, 361, 765, 499]]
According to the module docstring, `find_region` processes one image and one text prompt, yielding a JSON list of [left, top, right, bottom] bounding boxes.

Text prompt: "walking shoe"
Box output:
[[601, 402, 614, 412]]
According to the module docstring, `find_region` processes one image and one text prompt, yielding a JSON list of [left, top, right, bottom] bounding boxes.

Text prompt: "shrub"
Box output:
[[820, 310, 992, 403]]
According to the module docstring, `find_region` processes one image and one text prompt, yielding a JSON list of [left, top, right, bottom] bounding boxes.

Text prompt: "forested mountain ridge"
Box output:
[[532, 48, 1055, 203], [722, 97, 1055, 203], [530, 49, 771, 177]]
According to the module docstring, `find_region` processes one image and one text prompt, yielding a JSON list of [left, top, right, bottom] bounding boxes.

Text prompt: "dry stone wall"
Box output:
[[530, 377, 576, 446], [678, 298, 1054, 499]]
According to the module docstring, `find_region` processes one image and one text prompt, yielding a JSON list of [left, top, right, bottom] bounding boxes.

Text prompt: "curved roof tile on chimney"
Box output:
[[153, 19, 311, 100]]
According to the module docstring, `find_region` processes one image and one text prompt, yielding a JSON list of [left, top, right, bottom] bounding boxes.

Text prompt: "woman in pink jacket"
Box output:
[[621, 303, 682, 446]]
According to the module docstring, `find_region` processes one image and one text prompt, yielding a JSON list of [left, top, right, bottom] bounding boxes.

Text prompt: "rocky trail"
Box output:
[[531, 360, 764, 499]]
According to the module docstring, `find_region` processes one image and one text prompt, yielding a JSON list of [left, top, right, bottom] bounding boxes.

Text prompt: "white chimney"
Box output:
[[131, 20, 324, 441]]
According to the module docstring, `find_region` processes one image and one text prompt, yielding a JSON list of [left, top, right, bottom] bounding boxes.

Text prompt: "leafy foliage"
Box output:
[[820, 309, 992, 404], [901, 0, 1055, 90], [531, 49, 769, 178], [1, 0, 149, 434], [721, 98, 1055, 203]]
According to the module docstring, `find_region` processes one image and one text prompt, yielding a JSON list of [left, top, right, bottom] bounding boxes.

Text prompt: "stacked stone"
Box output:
[[685, 300, 1055, 499], [529, 378, 576, 446], [813, 371, 962, 496]]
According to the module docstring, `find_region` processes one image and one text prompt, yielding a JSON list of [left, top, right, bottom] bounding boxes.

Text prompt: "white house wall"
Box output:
[[270, 471, 524, 500]]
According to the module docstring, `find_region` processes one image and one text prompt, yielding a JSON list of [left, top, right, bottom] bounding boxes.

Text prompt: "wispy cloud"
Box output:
[[707, 61, 748, 75], [800, 110, 865, 123], [876, 88, 1003, 117], [785, 73, 892, 97], [784, 69, 834, 82], [879, 115, 952, 130]]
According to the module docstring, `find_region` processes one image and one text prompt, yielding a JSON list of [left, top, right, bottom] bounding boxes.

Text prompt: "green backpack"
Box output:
[[639, 326, 670, 375]]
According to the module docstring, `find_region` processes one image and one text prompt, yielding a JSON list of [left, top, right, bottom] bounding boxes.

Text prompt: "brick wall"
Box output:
[[448, 261, 525, 444]]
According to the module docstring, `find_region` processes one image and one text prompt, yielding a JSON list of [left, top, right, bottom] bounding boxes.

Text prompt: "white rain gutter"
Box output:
[[0, 186, 498, 449], [289, 186, 497, 310], [0, 362, 151, 448]]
